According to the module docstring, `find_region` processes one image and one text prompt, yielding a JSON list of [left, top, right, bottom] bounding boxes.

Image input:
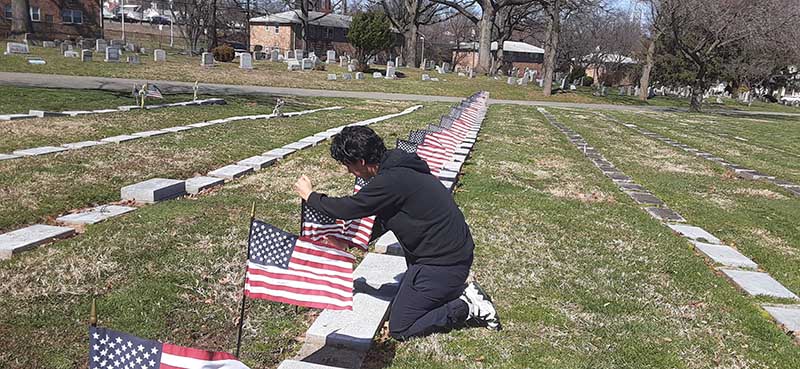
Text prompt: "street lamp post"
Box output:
[[169, 0, 174, 47], [419, 34, 425, 69], [121, 0, 126, 41]]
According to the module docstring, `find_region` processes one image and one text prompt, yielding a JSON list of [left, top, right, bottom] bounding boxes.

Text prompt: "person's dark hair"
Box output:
[[330, 126, 386, 165]]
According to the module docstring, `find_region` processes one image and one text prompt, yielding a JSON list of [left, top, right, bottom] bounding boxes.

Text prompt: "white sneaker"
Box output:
[[459, 281, 502, 330]]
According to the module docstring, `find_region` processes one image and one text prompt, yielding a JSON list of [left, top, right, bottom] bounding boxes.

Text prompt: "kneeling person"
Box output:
[[293, 126, 501, 340]]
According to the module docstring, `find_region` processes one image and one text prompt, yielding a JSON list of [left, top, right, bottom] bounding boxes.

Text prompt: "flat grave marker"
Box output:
[[208, 165, 254, 180], [721, 269, 798, 299], [12, 146, 68, 156], [762, 305, 800, 334], [237, 155, 278, 170], [185, 176, 225, 194], [120, 178, 186, 204], [667, 224, 721, 244], [691, 241, 757, 269], [0, 224, 75, 259], [645, 207, 686, 223], [56, 205, 137, 225]]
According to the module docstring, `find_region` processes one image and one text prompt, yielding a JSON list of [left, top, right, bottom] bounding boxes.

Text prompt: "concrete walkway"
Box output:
[[2, 72, 799, 117]]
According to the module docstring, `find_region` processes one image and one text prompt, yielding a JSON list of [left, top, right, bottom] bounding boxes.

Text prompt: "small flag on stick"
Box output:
[[244, 220, 355, 310]]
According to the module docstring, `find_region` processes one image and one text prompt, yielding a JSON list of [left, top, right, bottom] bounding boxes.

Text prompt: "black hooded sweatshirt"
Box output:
[[306, 149, 474, 266]]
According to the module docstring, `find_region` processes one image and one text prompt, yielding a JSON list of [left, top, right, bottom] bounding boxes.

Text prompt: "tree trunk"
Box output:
[[404, 24, 418, 68], [208, 0, 218, 50], [542, 0, 561, 96], [689, 66, 706, 112], [639, 30, 660, 101], [476, 4, 495, 75], [10, 0, 33, 38]]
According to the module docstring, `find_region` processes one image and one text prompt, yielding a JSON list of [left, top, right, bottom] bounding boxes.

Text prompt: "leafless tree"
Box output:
[[10, 0, 34, 39], [655, 0, 795, 112], [379, 0, 450, 67]]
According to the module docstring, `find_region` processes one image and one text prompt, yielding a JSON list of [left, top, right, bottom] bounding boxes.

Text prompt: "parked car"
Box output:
[[113, 7, 144, 23], [147, 15, 171, 24]]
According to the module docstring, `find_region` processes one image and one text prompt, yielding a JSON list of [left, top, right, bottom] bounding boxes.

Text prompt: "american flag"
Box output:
[[88, 326, 248, 369], [300, 177, 375, 251], [426, 124, 444, 133], [396, 139, 418, 154], [146, 85, 164, 99], [244, 220, 355, 310], [407, 130, 429, 144]]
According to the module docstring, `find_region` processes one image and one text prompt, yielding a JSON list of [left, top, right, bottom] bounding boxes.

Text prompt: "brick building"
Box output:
[[0, 0, 102, 40], [453, 41, 544, 74], [249, 10, 354, 57]]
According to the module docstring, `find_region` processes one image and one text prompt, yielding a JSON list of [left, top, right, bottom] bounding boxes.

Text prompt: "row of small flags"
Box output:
[[87, 92, 487, 367]]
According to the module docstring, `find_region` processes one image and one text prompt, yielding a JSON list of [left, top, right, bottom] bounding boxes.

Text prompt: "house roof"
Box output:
[[455, 41, 544, 54], [583, 53, 637, 64], [250, 10, 352, 28]]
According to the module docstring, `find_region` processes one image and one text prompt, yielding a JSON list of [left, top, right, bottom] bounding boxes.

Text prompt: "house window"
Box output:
[[3, 5, 11, 18], [45, 14, 53, 23], [30, 6, 40, 21], [274, 25, 279, 33], [325, 27, 333, 39], [62, 9, 83, 24]]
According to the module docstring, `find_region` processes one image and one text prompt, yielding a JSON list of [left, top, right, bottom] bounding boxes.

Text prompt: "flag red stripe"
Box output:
[[161, 342, 237, 360], [293, 244, 356, 263], [244, 290, 352, 310], [247, 265, 352, 285], [291, 256, 352, 274], [245, 278, 352, 301]]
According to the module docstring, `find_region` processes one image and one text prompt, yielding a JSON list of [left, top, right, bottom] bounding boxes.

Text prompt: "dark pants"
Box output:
[[389, 259, 472, 340]]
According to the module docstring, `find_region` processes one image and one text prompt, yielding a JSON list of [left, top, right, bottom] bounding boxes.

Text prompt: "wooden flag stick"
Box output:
[[234, 201, 256, 358], [89, 298, 97, 327]]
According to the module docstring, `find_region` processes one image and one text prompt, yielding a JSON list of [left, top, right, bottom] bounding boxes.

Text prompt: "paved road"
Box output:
[[1, 72, 798, 117]]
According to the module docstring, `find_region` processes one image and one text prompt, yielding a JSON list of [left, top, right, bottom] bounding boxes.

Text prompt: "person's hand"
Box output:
[[294, 175, 313, 201], [321, 236, 351, 250]]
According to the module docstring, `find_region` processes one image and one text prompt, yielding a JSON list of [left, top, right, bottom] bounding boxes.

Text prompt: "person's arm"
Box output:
[[306, 177, 399, 220]]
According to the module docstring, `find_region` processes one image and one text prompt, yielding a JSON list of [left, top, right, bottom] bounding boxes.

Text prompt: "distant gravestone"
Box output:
[[442, 62, 451, 73], [127, 54, 140, 64], [301, 57, 313, 70], [60, 42, 73, 54], [64, 50, 79, 58], [154, 49, 166, 62], [95, 39, 107, 52], [81, 49, 92, 62], [395, 56, 401, 68], [387, 60, 395, 68], [422, 74, 431, 81], [342, 73, 353, 80], [110, 39, 124, 47], [105, 47, 120, 62], [355, 72, 364, 80], [201, 52, 213, 66], [5, 42, 30, 55], [340, 56, 347, 67], [327, 73, 337, 81], [42, 41, 56, 48], [373, 72, 382, 79], [254, 51, 265, 60], [327, 50, 336, 63], [507, 77, 515, 85], [347, 64, 356, 72], [240, 52, 253, 69], [125, 43, 136, 52], [294, 49, 303, 59], [386, 66, 396, 79], [271, 49, 280, 61]]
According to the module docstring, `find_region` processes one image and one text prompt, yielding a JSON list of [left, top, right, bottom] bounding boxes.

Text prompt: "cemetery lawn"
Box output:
[[551, 108, 800, 300], [0, 100, 447, 369], [0, 85, 196, 114], [380, 104, 800, 368], [2, 100, 799, 368], [4, 42, 799, 114], [0, 95, 418, 233], [605, 110, 800, 184]]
